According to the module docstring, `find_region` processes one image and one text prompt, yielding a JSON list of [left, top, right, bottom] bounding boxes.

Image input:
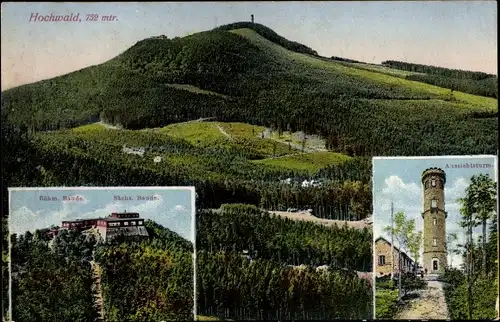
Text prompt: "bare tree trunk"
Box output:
[[467, 220, 474, 320], [482, 218, 487, 275], [398, 250, 402, 300]]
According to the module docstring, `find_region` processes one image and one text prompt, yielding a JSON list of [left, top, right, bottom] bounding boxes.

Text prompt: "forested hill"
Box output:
[[144, 219, 193, 251], [381, 60, 496, 79], [212, 22, 318, 56], [381, 60, 498, 98], [1, 21, 498, 156]]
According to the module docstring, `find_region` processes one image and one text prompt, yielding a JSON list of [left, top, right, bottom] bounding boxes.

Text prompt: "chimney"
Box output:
[[251, 14, 254, 23]]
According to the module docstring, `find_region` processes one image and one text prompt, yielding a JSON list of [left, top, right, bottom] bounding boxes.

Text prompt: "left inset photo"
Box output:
[[7, 186, 196, 322]]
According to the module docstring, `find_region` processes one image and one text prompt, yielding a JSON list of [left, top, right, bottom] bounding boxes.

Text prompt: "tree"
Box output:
[[456, 173, 497, 321], [457, 195, 478, 320], [467, 174, 496, 275], [408, 229, 422, 271], [446, 232, 459, 268], [384, 211, 417, 300]]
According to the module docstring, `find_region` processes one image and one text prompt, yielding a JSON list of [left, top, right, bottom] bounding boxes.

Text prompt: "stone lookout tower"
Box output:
[[421, 167, 448, 274]]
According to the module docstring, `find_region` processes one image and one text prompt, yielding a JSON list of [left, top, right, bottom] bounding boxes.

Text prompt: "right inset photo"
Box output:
[[373, 155, 498, 320]]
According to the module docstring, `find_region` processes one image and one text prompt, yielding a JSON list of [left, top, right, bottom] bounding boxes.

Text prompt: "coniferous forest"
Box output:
[[196, 204, 372, 320], [2, 19, 498, 321], [8, 220, 194, 322]]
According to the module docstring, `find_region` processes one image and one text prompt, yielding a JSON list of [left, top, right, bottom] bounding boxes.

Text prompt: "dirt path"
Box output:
[[91, 260, 105, 321], [216, 123, 233, 140], [396, 280, 449, 320], [209, 208, 371, 229], [269, 210, 371, 229], [262, 152, 307, 160], [188, 117, 217, 123]]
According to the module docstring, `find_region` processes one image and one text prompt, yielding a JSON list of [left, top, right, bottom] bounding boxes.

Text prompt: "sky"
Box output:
[[8, 187, 196, 243], [1, 1, 497, 90], [373, 156, 498, 269]]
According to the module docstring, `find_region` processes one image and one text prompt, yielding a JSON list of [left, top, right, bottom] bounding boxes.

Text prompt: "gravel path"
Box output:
[[216, 123, 233, 140], [269, 211, 371, 229], [396, 280, 449, 320]]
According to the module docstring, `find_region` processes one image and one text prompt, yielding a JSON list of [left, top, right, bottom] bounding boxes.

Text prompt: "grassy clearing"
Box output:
[[253, 151, 351, 172], [346, 62, 425, 78], [159, 122, 227, 144], [232, 28, 497, 110], [71, 123, 107, 132], [336, 65, 497, 109], [218, 122, 299, 156], [158, 121, 299, 157], [269, 131, 301, 145], [165, 84, 229, 98], [218, 122, 266, 139], [244, 139, 299, 157]]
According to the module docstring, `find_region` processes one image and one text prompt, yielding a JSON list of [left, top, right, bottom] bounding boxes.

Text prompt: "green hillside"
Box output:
[[381, 60, 498, 98], [2, 23, 497, 156]]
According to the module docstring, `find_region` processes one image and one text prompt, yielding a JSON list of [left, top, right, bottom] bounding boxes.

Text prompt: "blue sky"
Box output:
[[8, 187, 195, 243], [1, 1, 496, 90], [373, 156, 498, 269]]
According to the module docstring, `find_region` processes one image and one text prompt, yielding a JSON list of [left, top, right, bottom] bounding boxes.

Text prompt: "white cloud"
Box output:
[[381, 175, 420, 200], [10, 206, 51, 235], [445, 177, 469, 202], [174, 205, 186, 211]]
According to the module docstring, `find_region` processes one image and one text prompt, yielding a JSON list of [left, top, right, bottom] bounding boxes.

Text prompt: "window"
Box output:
[[378, 255, 386, 266], [124, 221, 129, 226], [433, 218, 437, 226], [138, 220, 143, 225], [131, 221, 136, 225], [433, 238, 437, 246], [431, 199, 437, 208], [431, 179, 436, 187]]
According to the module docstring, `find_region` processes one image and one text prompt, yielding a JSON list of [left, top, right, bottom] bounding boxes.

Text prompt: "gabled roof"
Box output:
[[375, 236, 415, 263]]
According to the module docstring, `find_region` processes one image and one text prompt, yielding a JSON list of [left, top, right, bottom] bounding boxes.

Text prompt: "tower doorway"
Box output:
[[432, 259, 439, 271]]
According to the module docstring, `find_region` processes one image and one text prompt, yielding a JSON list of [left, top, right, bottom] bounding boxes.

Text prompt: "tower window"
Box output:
[[433, 218, 437, 226], [431, 199, 437, 208], [431, 179, 436, 187], [378, 255, 386, 266], [433, 238, 437, 246]]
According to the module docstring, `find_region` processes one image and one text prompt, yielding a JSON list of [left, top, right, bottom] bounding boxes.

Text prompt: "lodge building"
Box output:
[[60, 212, 149, 241], [375, 236, 415, 276]]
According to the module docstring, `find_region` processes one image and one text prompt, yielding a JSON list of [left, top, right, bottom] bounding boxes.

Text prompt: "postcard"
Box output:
[[7, 186, 196, 322], [372, 155, 498, 320], [2, 2, 498, 321]]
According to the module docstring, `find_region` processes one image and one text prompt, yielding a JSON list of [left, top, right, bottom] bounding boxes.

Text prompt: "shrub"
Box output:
[[375, 289, 400, 319]]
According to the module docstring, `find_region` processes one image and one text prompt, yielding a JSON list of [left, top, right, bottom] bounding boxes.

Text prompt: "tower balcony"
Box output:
[[421, 210, 448, 219]]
